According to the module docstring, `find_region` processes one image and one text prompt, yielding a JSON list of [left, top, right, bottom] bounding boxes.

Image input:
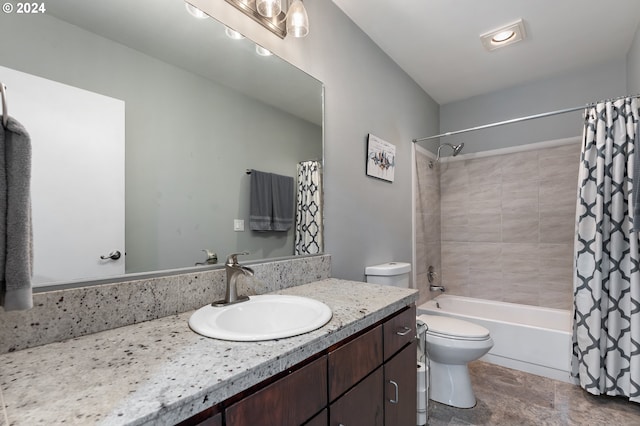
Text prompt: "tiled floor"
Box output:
[[427, 361, 640, 425]]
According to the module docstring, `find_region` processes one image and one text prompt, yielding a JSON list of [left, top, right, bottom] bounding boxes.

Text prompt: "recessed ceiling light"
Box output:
[[185, 3, 208, 19], [480, 19, 526, 51], [492, 30, 515, 43]]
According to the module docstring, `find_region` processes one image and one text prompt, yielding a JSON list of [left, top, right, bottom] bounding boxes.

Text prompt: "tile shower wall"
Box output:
[[415, 150, 441, 306], [439, 140, 581, 310]]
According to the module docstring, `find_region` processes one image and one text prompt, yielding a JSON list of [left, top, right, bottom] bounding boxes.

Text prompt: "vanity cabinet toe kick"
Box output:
[[181, 305, 417, 426]]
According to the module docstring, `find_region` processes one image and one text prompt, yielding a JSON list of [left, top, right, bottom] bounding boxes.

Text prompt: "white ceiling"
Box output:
[[332, 0, 640, 105]]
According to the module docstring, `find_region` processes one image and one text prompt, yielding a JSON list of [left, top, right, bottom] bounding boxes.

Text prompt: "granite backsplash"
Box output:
[[0, 254, 330, 354]]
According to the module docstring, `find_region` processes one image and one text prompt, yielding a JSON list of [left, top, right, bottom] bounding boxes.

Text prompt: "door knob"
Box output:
[[100, 250, 121, 260]]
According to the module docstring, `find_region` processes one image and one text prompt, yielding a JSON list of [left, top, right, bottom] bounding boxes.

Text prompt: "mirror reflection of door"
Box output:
[[0, 65, 125, 286]]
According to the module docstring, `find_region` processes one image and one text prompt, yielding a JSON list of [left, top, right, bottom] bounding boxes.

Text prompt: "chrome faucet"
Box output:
[[212, 251, 254, 307]]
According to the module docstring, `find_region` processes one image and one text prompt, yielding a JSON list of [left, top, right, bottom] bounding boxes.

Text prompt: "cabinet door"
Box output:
[[226, 356, 327, 426], [384, 341, 417, 426], [329, 368, 383, 426]]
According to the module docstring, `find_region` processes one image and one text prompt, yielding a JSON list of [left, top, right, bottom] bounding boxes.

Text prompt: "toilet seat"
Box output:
[[417, 314, 490, 341]]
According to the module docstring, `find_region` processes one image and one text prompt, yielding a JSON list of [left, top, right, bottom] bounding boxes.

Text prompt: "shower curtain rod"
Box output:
[[412, 93, 640, 143]]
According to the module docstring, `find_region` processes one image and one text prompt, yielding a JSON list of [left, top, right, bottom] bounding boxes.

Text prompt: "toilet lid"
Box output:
[[417, 314, 490, 341]]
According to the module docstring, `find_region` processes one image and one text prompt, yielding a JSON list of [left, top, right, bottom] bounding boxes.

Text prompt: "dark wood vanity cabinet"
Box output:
[[329, 367, 384, 425], [328, 305, 417, 426], [186, 304, 416, 426], [384, 341, 417, 426], [383, 305, 418, 425], [196, 413, 222, 426], [225, 355, 328, 426], [383, 305, 416, 361]]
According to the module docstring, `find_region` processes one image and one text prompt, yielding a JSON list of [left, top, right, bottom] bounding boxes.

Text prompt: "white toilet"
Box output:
[[364, 261, 412, 287], [416, 313, 493, 408], [365, 262, 493, 409]]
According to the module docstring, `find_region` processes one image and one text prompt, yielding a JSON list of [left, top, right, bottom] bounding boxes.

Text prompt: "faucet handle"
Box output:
[[226, 251, 250, 265]]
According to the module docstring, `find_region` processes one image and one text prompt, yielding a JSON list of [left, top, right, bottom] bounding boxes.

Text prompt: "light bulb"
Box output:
[[256, 0, 281, 18], [286, 0, 309, 38]]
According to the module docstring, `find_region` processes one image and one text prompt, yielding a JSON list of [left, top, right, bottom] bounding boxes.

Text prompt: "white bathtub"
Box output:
[[417, 295, 574, 383]]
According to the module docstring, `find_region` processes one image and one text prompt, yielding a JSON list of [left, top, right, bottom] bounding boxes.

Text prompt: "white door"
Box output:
[[0, 65, 125, 286]]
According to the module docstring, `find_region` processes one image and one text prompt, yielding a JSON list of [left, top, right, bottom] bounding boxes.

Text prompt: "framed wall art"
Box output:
[[366, 133, 396, 182]]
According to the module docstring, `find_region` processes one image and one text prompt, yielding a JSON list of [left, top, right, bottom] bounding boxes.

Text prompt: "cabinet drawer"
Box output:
[[328, 325, 383, 401], [226, 355, 327, 426], [329, 367, 383, 426], [383, 305, 416, 361]]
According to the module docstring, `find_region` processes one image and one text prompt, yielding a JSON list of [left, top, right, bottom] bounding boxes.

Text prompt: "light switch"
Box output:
[[234, 219, 245, 231]]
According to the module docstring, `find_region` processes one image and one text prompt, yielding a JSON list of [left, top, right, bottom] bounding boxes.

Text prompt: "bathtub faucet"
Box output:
[[427, 266, 445, 291]]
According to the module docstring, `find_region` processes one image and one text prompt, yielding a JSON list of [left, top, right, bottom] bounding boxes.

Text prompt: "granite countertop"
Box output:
[[0, 278, 418, 425]]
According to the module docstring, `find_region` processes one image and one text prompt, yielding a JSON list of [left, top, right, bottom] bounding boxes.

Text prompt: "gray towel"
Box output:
[[249, 170, 273, 231], [633, 121, 640, 232], [271, 173, 294, 232], [0, 116, 33, 311]]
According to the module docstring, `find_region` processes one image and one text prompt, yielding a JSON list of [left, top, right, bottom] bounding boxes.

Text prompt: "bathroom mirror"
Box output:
[[0, 0, 323, 287]]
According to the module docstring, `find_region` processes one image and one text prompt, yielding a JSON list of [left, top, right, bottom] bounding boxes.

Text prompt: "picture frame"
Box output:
[[366, 133, 396, 182]]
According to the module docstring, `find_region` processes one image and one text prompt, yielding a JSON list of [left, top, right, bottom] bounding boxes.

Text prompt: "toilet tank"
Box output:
[[365, 262, 411, 288]]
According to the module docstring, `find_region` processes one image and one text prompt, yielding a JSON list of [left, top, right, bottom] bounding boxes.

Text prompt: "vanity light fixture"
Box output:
[[224, 0, 309, 39], [185, 2, 209, 19], [256, 0, 281, 18], [480, 19, 526, 51], [286, 0, 309, 38]]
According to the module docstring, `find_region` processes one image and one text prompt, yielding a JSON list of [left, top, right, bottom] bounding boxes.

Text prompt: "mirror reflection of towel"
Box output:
[[271, 173, 294, 231], [249, 170, 272, 231], [249, 170, 294, 232]]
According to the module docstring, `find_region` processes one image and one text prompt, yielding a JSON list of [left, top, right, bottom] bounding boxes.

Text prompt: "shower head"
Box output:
[[434, 142, 464, 162], [429, 142, 464, 168]]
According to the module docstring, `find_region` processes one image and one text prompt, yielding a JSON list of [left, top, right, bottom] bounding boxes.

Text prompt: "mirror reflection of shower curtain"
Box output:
[[294, 160, 323, 255], [573, 96, 640, 402]]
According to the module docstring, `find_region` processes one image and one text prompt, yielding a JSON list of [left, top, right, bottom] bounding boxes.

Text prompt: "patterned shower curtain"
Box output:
[[573, 97, 640, 402], [294, 160, 323, 255]]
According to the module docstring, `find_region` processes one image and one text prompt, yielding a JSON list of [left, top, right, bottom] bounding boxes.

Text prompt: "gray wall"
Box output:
[[0, 14, 322, 274], [436, 60, 627, 154], [628, 23, 640, 94], [196, 0, 440, 282]]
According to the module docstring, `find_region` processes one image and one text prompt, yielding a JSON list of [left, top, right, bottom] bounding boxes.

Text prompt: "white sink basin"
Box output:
[[188, 295, 333, 341]]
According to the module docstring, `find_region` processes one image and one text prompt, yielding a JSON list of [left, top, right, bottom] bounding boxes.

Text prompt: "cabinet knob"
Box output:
[[388, 380, 399, 404]]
